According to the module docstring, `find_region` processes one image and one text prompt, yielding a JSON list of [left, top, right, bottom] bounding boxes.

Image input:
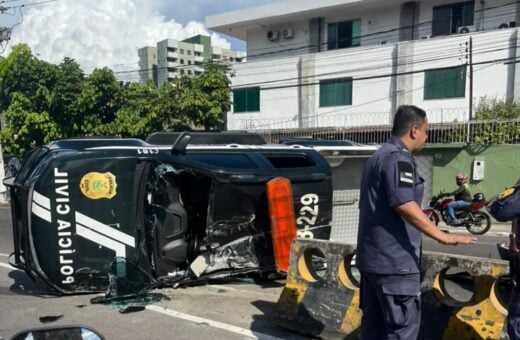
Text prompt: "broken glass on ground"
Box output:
[[90, 257, 169, 312]]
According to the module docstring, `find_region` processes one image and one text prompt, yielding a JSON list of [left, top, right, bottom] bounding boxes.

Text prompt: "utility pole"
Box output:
[[0, 8, 10, 203], [0, 6, 13, 50], [0, 141, 6, 204], [469, 36, 474, 121]]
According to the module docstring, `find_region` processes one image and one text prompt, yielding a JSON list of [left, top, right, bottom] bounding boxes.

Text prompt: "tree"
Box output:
[[76, 67, 123, 136], [155, 81, 192, 132], [0, 93, 61, 155], [0, 44, 59, 113], [472, 97, 520, 144], [189, 63, 231, 131], [109, 81, 160, 138], [49, 58, 84, 137], [158, 63, 231, 132]]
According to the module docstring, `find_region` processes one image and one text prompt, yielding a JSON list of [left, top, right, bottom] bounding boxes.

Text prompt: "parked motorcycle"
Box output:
[[423, 191, 492, 235]]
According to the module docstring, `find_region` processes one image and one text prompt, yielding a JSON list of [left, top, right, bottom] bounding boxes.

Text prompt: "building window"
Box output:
[[188, 60, 192, 65], [327, 19, 361, 50], [233, 87, 260, 113], [188, 70, 192, 75], [432, 1, 474, 36], [180, 49, 184, 54], [181, 69, 185, 75], [187, 50, 192, 55], [319, 78, 353, 107], [180, 59, 184, 64], [424, 66, 466, 99], [195, 52, 201, 56]]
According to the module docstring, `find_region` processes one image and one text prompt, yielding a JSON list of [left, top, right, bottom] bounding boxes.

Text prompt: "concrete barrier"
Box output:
[[272, 239, 510, 339]]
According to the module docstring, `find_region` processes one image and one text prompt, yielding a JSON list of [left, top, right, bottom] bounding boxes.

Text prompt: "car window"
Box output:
[[264, 154, 316, 168], [186, 154, 257, 169]]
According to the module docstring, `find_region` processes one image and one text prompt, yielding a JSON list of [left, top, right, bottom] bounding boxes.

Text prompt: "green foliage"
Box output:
[[77, 67, 123, 136], [472, 97, 520, 144], [190, 62, 231, 131], [0, 93, 61, 155], [109, 81, 160, 138], [0, 44, 232, 156], [475, 97, 520, 120], [49, 57, 85, 136], [0, 44, 59, 113]]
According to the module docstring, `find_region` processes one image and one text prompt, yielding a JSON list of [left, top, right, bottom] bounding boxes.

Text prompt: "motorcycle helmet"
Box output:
[[456, 172, 468, 184], [473, 193, 485, 202]]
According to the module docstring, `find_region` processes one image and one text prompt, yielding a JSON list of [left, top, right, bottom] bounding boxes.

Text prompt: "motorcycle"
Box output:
[[423, 191, 492, 235]]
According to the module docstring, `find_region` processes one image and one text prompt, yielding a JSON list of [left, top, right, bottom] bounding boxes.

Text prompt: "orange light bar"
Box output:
[[266, 177, 297, 273]]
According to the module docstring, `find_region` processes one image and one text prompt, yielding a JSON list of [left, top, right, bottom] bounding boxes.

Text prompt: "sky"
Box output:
[[0, 0, 281, 77]]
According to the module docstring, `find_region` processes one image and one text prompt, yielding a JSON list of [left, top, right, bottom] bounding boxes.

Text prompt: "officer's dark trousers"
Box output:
[[359, 272, 421, 340]]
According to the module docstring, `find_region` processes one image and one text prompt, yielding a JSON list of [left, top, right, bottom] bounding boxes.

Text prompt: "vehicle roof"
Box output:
[[280, 138, 361, 146], [146, 132, 266, 146]]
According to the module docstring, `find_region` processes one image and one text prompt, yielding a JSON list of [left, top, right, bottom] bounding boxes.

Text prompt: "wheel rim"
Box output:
[[467, 213, 490, 234]]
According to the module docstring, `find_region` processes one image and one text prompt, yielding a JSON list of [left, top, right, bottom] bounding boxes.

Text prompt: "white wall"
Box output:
[[228, 28, 517, 130], [228, 57, 301, 130], [247, 20, 311, 61], [410, 29, 513, 122], [312, 45, 395, 126], [417, 0, 518, 38], [322, 3, 401, 47]]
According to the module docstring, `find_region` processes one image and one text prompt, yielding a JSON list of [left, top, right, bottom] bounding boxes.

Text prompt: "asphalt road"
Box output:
[[0, 205, 307, 340], [0, 204, 511, 340]]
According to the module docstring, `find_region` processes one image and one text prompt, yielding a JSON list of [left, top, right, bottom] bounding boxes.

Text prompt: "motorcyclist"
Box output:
[[447, 172, 472, 224]]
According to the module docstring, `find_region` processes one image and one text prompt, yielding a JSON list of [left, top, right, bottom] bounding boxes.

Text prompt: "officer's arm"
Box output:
[[395, 202, 477, 245], [383, 156, 476, 245]]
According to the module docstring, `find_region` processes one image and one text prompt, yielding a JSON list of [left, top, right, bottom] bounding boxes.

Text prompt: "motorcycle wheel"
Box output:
[[429, 211, 440, 226], [466, 211, 491, 235]]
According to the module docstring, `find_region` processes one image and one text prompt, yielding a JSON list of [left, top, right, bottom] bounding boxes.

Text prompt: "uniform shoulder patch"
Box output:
[[398, 161, 414, 187]]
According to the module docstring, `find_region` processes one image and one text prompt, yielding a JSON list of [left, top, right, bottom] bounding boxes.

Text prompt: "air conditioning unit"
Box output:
[[282, 28, 294, 40], [498, 21, 517, 29], [458, 25, 476, 34], [267, 30, 280, 41]]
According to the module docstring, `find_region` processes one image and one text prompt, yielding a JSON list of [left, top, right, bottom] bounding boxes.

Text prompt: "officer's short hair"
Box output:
[[391, 105, 427, 137]]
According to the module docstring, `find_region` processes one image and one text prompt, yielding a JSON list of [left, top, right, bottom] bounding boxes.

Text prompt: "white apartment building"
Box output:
[[206, 0, 520, 130], [138, 46, 158, 85], [139, 35, 246, 87]]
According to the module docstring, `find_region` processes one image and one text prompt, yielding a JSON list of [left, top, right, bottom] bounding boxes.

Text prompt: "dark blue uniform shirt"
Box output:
[[356, 136, 425, 275]]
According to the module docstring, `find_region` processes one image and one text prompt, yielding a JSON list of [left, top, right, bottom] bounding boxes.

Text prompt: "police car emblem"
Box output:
[[80, 172, 117, 199]]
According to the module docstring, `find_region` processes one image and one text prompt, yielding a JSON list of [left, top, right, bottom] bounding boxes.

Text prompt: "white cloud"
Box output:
[[7, 0, 236, 78]]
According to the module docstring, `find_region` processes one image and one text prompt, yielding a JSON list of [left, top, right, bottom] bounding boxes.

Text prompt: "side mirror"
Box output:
[[11, 326, 104, 340]]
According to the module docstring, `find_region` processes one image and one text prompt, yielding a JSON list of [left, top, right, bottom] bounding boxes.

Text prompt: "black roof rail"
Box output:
[[146, 131, 266, 146]]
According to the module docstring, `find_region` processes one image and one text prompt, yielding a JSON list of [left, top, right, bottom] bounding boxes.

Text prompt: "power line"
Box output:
[[0, 0, 59, 54], [219, 0, 520, 61], [247, 62, 497, 130], [230, 38, 518, 89], [125, 3, 518, 80]]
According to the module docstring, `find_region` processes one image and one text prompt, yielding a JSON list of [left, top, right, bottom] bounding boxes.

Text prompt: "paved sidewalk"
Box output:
[[440, 222, 510, 236]]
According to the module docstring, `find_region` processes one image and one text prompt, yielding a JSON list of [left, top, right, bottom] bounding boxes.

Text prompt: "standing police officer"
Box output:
[[356, 105, 477, 339]]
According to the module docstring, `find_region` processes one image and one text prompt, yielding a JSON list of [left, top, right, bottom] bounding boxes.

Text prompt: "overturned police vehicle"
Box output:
[[4, 132, 333, 295]]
